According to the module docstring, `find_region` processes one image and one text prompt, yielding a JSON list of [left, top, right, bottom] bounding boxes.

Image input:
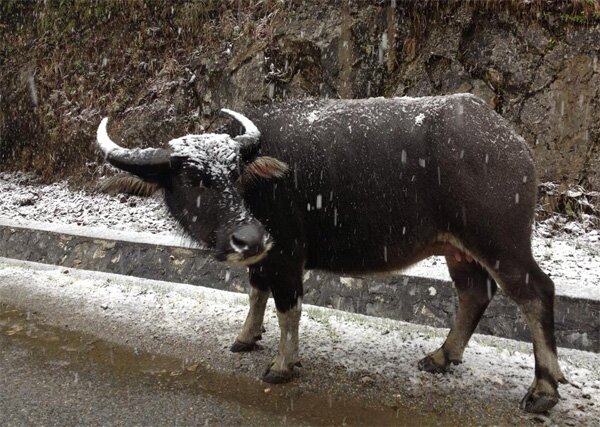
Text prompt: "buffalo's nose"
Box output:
[[230, 224, 267, 256]]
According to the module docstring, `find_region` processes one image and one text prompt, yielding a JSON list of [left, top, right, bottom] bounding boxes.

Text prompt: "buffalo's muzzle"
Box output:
[[224, 224, 272, 265]]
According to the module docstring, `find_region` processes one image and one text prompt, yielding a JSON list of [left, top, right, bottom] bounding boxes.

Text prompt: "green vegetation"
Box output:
[[563, 12, 592, 23]]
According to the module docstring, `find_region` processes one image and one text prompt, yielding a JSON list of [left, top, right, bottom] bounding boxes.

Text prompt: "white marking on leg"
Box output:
[[236, 287, 269, 344], [272, 299, 302, 373]]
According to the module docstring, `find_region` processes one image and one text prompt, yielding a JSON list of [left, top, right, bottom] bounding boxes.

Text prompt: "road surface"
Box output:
[[0, 258, 597, 425], [0, 328, 290, 426]]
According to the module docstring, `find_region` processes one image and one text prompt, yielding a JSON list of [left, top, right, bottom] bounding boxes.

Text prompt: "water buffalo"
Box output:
[[96, 94, 565, 413]]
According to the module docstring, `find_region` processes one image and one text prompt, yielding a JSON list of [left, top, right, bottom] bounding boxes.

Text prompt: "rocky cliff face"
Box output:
[[0, 1, 598, 190]]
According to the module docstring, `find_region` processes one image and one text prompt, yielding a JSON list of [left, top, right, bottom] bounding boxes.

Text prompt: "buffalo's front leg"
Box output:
[[230, 284, 270, 352], [247, 257, 304, 383], [263, 297, 302, 383]]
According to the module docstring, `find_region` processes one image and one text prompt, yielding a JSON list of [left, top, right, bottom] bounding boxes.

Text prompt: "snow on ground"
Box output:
[[0, 257, 598, 426], [0, 172, 175, 234], [0, 172, 598, 300]]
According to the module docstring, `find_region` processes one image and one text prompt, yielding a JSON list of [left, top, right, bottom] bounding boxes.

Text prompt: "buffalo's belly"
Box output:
[[303, 224, 438, 274]]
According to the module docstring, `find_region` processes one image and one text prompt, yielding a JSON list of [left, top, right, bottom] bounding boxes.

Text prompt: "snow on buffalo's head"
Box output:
[[96, 109, 287, 265]]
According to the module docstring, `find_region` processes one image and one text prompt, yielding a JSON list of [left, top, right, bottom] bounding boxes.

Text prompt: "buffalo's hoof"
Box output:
[[520, 391, 559, 413], [230, 340, 259, 353], [418, 355, 447, 374], [262, 365, 293, 384]]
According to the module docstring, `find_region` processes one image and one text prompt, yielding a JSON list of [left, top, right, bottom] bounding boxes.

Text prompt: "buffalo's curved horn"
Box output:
[[97, 117, 171, 179], [221, 108, 260, 160]]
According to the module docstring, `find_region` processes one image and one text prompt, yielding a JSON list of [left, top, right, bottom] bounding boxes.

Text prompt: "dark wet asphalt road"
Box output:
[[0, 303, 433, 427], [0, 329, 292, 426]]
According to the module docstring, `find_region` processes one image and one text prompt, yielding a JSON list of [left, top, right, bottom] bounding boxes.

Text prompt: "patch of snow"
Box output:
[[169, 133, 238, 177], [306, 110, 319, 124], [414, 113, 425, 126], [0, 172, 177, 235]]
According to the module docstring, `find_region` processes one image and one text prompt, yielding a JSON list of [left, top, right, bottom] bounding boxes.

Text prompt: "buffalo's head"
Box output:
[[96, 109, 287, 265]]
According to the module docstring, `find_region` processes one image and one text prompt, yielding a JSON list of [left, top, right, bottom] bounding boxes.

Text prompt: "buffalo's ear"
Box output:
[[99, 173, 161, 197], [242, 156, 289, 182]]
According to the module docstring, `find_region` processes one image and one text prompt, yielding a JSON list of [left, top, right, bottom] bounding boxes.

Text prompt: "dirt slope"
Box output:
[[0, 1, 599, 189]]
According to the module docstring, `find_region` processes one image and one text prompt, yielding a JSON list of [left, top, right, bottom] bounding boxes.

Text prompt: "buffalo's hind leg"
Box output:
[[419, 256, 497, 373], [230, 283, 270, 353], [488, 254, 566, 413]]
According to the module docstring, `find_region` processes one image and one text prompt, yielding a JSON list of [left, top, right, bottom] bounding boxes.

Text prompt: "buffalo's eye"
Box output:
[[175, 160, 213, 188], [190, 174, 212, 188]]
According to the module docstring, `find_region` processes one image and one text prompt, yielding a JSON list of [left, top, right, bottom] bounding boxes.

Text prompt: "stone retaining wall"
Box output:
[[0, 222, 596, 352]]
